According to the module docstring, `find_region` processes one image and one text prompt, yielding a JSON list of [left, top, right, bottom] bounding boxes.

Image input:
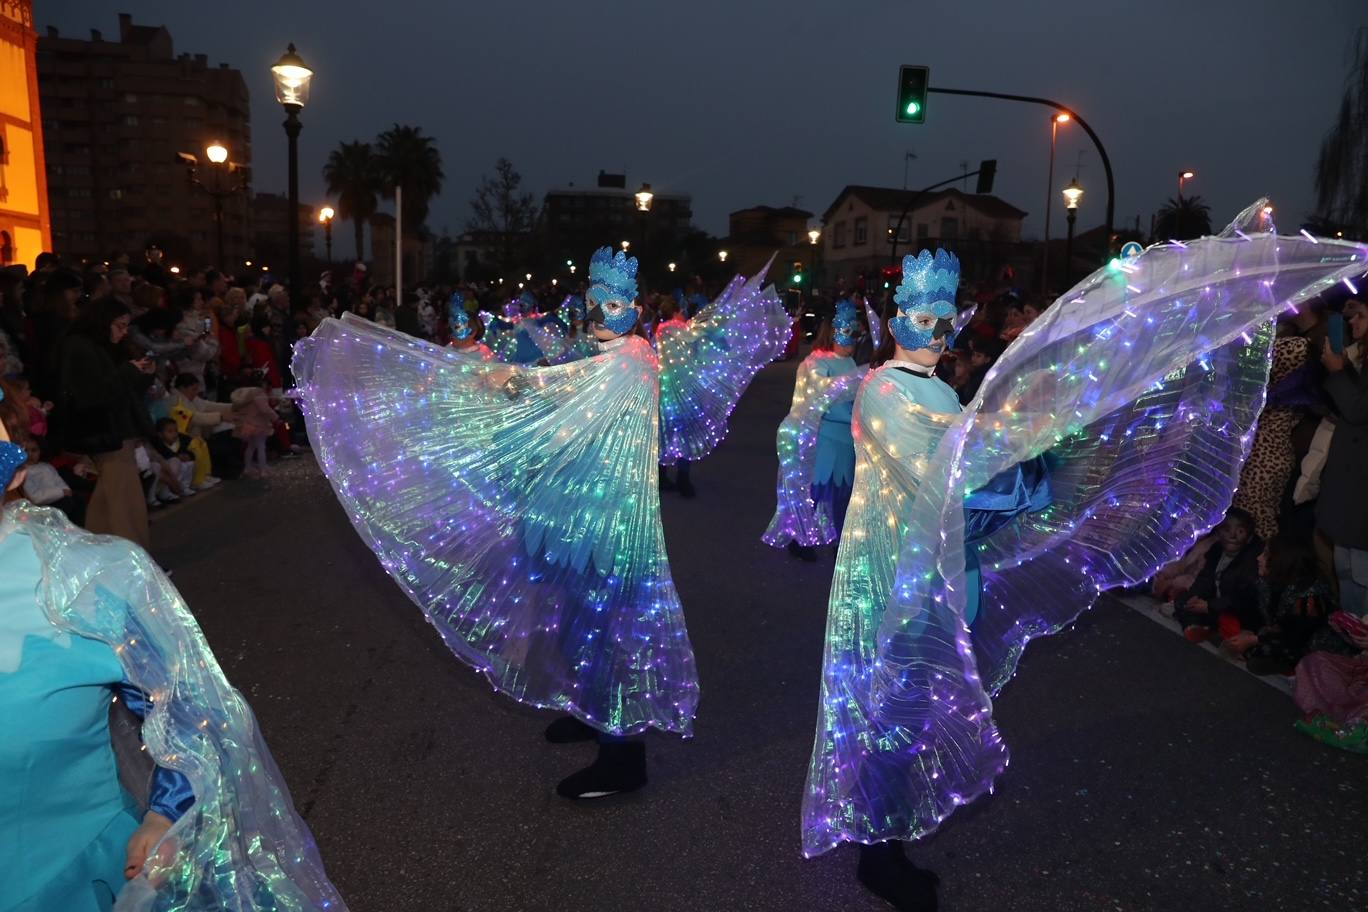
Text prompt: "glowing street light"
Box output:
[[1178, 169, 1196, 200], [1062, 177, 1084, 288], [1062, 178, 1084, 210], [205, 142, 228, 164], [667, 262, 677, 272], [318, 205, 335, 262], [635, 183, 654, 212], [718, 249, 728, 263], [621, 240, 631, 251], [808, 228, 821, 245], [270, 42, 313, 305]]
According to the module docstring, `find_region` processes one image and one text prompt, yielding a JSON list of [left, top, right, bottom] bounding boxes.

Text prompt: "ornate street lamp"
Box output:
[[318, 205, 335, 263], [271, 43, 313, 303], [1062, 177, 1084, 288], [634, 183, 654, 212]]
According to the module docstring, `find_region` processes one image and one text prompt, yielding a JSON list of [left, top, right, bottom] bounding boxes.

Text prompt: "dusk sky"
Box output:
[[44, 0, 1365, 245]]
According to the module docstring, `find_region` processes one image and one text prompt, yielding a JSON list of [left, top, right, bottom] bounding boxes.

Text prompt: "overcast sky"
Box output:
[[44, 0, 1365, 246]]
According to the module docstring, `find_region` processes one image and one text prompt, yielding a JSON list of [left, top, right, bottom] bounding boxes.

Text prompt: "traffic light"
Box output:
[[975, 159, 997, 194], [792, 261, 805, 285], [895, 65, 929, 124]]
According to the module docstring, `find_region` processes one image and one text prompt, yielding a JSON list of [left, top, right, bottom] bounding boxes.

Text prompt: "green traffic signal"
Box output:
[[896, 65, 929, 125]]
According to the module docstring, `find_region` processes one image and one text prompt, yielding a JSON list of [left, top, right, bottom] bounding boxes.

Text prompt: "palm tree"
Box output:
[[375, 124, 444, 233], [1154, 195, 1213, 241], [322, 141, 380, 262]]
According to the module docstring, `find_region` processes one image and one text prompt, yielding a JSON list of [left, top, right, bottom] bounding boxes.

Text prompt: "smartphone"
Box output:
[[144, 350, 156, 359], [203, 317, 212, 332], [1329, 313, 1346, 354]]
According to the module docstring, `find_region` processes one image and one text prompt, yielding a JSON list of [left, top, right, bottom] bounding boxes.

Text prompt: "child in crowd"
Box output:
[[151, 416, 198, 504], [20, 439, 85, 525], [7, 375, 52, 439], [231, 384, 277, 479], [1174, 507, 1264, 642], [1223, 533, 1334, 674]]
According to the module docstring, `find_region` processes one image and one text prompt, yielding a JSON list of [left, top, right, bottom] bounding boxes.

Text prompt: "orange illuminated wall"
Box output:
[[0, 0, 51, 269]]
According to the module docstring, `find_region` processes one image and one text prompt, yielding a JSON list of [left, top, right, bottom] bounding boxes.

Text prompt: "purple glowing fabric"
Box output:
[[802, 200, 1368, 855]]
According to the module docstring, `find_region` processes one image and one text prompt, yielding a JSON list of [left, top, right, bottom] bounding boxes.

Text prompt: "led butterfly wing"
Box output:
[[802, 200, 1368, 854], [293, 314, 697, 735], [657, 261, 790, 464], [763, 364, 868, 548]]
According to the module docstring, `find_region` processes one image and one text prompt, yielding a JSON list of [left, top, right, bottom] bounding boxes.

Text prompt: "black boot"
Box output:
[[544, 715, 598, 744], [787, 540, 819, 562], [555, 740, 647, 799], [857, 841, 939, 912]]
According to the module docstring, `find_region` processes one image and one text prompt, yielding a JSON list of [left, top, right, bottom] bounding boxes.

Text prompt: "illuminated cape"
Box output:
[[6, 501, 347, 911], [292, 314, 697, 736], [657, 263, 791, 464], [762, 351, 868, 547], [802, 201, 1368, 856]]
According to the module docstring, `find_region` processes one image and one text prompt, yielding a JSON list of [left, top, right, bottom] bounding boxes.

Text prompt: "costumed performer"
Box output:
[[802, 206, 1367, 912]]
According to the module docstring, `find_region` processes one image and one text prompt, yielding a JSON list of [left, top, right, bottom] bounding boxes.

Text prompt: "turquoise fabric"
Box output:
[[811, 355, 857, 487], [0, 528, 140, 912]]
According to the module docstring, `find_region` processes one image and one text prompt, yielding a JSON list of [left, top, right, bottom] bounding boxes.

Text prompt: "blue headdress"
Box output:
[[890, 249, 959, 351], [587, 246, 640, 335], [448, 292, 475, 341], [832, 298, 861, 348]]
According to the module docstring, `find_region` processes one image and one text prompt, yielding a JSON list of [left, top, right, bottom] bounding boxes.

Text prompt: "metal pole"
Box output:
[[214, 193, 224, 269], [1043, 118, 1057, 292], [324, 221, 332, 264], [284, 105, 302, 305], [1065, 208, 1076, 288], [929, 86, 1115, 263], [395, 185, 403, 308]]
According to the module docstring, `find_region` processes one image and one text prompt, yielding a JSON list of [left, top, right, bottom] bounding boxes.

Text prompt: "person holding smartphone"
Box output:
[[169, 287, 221, 389]]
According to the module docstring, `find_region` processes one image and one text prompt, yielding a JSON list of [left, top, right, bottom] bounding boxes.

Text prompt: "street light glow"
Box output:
[[271, 44, 313, 108], [525, 273, 532, 281], [319, 205, 335, 223], [1062, 177, 1084, 210], [1180, 170, 1195, 180], [718, 250, 729, 262], [808, 228, 821, 245], [667, 262, 677, 272], [169, 266, 181, 274], [635, 183, 654, 212], [621, 240, 631, 250], [205, 142, 228, 164], [1055, 113, 1071, 124]]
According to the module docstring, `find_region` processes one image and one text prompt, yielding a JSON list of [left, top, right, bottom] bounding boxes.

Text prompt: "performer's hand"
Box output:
[[1322, 338, 1347, 373], [125, 810, 173, 880]]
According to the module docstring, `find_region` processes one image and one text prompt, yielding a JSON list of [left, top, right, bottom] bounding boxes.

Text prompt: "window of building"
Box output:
[[124, 93, 138, 103], [109, 189, 124, 200], [67, 187, 92, 199], [916, 222, 929, 241], [787, 231, 797, 245], [854, 217, 868, 246], [123, 115, 139, 127], [98, 78, 114, 89], [833, 221, 847, 248], [939, 217, 958, 239], [0, 232, 12, 266], [184, 97, 201, 106]]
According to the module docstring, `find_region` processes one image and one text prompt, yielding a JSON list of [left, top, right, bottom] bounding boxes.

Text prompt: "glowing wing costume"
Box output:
[[764, 303, 869, 551], [802, 202, 1368, 856], [7, 502, 347, 911], [657, 265, 791, 464], [292, 314, 698, 736]]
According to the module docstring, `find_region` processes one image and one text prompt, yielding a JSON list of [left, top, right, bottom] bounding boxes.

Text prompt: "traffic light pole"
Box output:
[[927, 86, 1115, 263], [887, 166, 989, 265]]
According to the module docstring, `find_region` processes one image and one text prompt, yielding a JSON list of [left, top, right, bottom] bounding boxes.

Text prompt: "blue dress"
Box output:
[[810, 354, 858, 531], [0, 527, 191, 912]]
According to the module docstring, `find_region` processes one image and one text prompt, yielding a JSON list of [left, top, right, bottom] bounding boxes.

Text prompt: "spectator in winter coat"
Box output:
[[1174, 508, 1264, 642]]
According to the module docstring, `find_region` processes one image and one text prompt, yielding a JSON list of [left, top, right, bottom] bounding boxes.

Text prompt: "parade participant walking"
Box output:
[[802, 206, 1366, 912], [764, 298, 865, 560]]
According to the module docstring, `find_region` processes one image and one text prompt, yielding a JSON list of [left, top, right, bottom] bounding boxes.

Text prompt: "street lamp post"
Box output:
[[205, 142, 228, 268], [271, 43, 313, 305], [1062, 177, 1084, 289], [808, 227, 821, 292], [1177, 169, 1195, 202], [1042, 113, 1070, 292], [318, 206, 335, 264]]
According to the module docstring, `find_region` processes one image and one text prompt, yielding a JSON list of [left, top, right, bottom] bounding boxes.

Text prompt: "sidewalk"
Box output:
[[1114, 590, 1296, 697]]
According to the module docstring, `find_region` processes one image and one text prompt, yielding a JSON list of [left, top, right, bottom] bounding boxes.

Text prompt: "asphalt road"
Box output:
[[150, 353, 1365, 912]]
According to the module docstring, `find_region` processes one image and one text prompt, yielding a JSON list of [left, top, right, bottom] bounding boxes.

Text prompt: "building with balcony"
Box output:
[[0, 0, 51, 269], [37, 13, 250, 268]]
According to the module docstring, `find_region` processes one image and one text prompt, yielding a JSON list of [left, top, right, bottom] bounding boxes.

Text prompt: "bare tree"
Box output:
[[1314, 29, 1368, 236], [468, 158, 538, 274]]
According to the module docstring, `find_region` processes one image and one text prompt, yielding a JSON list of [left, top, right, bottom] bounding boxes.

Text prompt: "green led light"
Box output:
[[905, 100, 921, 116]]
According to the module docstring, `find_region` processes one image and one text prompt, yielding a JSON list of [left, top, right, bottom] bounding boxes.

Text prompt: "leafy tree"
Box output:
[[322, 140, 380, 261], [467, 158, 538, 274], [1154, 195, 1212, 241], [375, 125, 444, 233], [1314, 29, 1368, 237]]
